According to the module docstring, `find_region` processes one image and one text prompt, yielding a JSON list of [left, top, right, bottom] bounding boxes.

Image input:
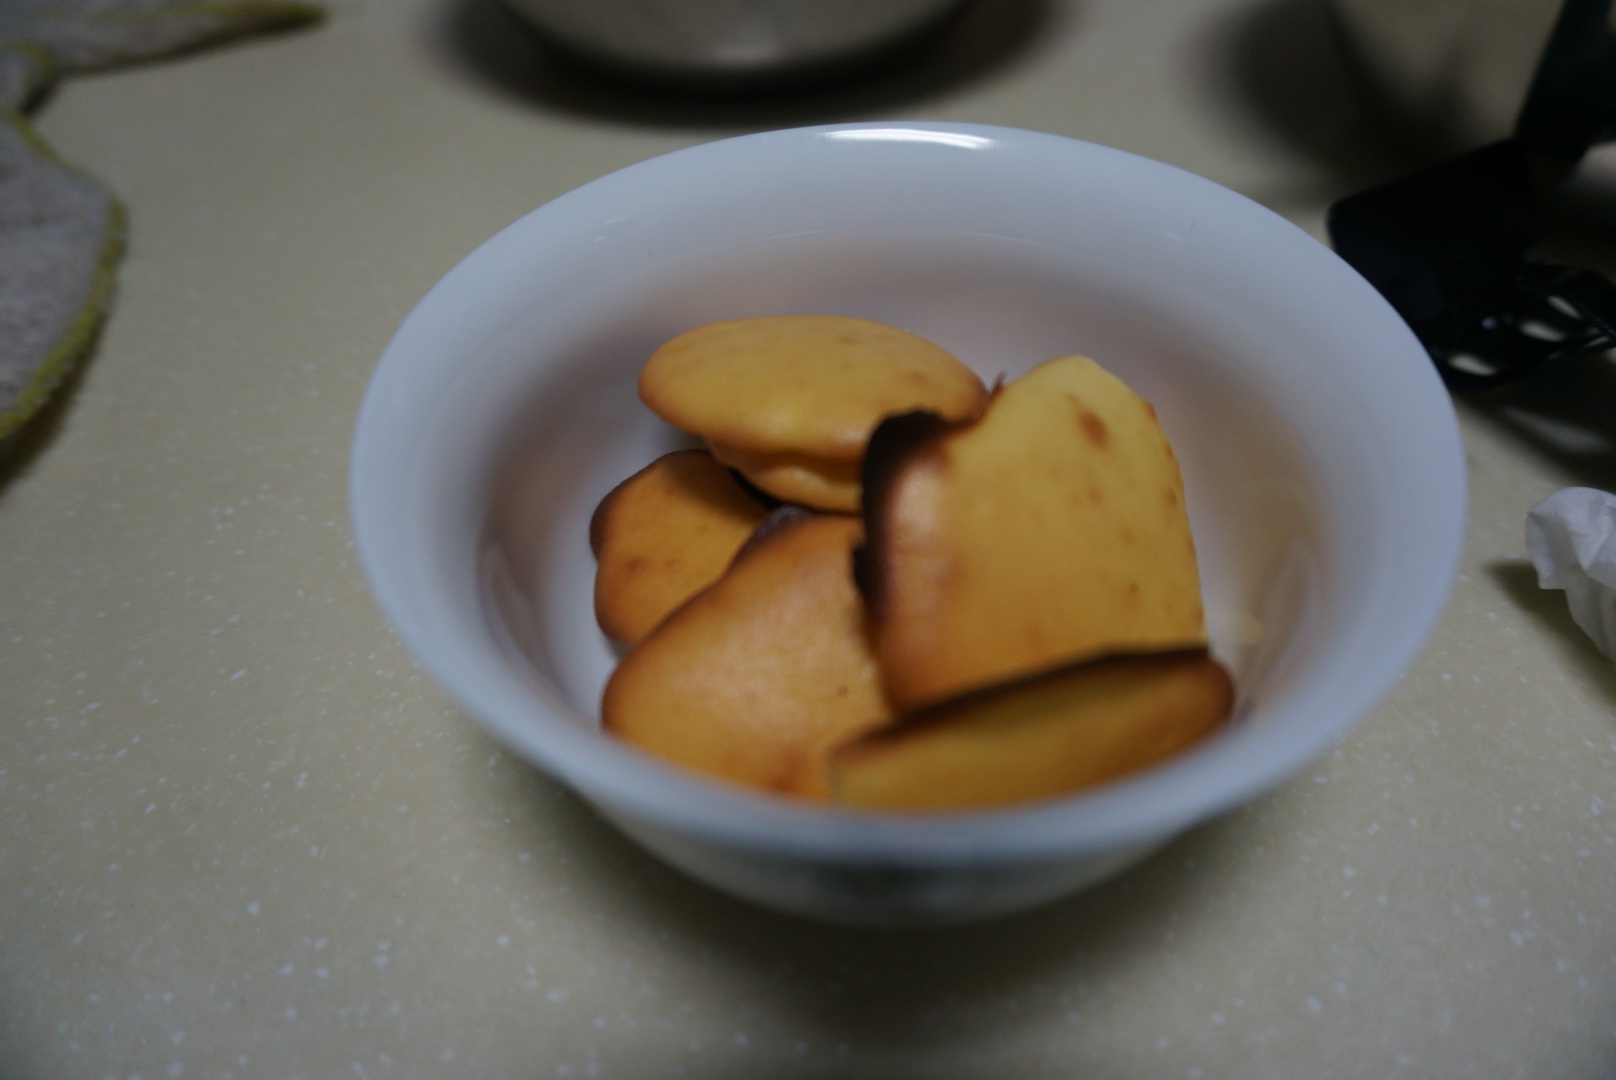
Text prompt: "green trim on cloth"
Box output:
[[0, 42, 59, 111], [0, 0, 321, 443], [3, 1, 324, 76], [0, 110, 126, 441]]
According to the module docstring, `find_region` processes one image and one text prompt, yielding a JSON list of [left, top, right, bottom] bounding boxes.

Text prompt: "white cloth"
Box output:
[[1526, 486, 1616, 659], [0, 0, 321, 442], [0, 0, 324, 112], [0, 112, 123, 438]]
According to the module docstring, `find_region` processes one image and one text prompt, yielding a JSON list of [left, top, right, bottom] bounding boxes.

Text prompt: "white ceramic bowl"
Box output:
[[350, 122, 1465, 925]]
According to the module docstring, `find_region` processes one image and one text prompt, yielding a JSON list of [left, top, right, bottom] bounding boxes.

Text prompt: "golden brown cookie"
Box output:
[[602, 509, 892, 799], [856, 355, 1207, 711], [831, 649, 1233, 812], [639, 313, 987, 468], [706, 440, 862, 513], [590, 449, 771, 646]]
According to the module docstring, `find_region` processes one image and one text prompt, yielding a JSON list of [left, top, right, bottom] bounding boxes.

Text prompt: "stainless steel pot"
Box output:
[[501, 0, 970, 83]]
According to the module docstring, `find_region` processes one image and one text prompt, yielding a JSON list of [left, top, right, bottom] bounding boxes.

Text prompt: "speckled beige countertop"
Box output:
[[4, 0, 1616, 1076]]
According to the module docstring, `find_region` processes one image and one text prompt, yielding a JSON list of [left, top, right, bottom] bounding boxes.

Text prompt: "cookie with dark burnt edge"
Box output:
[[851, 356, 1207, 712], [639, 315, 987, 460], [851, 408, 967, 620], [639, 315, 989, 511], [829, 647, 1233, 812]]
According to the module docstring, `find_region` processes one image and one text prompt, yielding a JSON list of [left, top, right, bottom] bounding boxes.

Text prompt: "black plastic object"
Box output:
[[1518, 0, 1616, 157], [1328, 0, 1616, 390]]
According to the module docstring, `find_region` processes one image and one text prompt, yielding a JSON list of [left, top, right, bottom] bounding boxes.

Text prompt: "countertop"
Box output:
[[4, 0, 1616, 1076]]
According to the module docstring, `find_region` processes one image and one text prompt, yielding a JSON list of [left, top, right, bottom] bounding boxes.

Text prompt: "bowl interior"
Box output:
[[486, 234, 1324, 716], [352, 124, 1463, 861]]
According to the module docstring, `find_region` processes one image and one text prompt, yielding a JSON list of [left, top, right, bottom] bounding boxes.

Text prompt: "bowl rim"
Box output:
[[350, 121, 1467, 865]]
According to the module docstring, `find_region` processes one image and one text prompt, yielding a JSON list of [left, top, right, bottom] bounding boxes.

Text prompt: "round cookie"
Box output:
[[706, 440, 862, 513], [639, 315, 988, 462]]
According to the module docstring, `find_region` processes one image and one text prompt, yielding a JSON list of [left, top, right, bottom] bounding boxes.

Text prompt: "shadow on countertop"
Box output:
[[422, 0, 1053, 129], [1192, 0, 1414, 211], [483, 754, 1285, 1078], [1489, 559, 1616, 710], [1458, 357, 1616, 496]]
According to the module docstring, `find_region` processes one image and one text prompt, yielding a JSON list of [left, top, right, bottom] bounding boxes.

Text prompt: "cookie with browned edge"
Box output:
[[640, 315, 986, 510], [857, 355, 1206, 711], [831, 649, 1233, 812]]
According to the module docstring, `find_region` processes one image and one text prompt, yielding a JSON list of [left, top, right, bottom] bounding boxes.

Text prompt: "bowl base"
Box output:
[[598, 803, 1167, 926]]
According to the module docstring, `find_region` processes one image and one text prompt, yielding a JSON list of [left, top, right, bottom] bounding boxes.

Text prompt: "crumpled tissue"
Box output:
[[1526, 486, 1616, 659]]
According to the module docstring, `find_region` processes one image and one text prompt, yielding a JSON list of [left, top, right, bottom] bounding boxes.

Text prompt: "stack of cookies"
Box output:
[[590, 315, 1232, 811]]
